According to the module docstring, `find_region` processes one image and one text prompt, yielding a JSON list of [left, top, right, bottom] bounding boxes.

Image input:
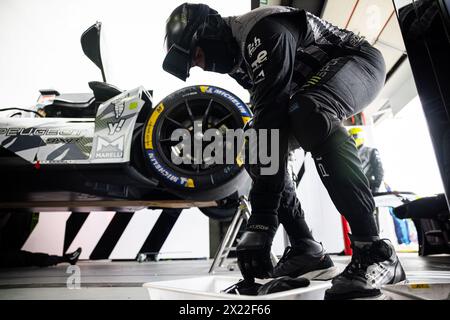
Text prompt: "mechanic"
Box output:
[[162, 3, 406, 300], [349, 127, 384, 194], [0, 212, 82, 268]]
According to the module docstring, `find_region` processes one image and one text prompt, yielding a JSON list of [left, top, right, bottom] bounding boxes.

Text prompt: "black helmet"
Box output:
[[163, 3, 238, 81], [163, 3, 212, 81]]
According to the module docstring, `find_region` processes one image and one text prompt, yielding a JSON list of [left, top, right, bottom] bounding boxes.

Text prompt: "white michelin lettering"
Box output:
[[211, 88, 248, 115], [148, 152, 184, 184], [179, 177, 187, 184]]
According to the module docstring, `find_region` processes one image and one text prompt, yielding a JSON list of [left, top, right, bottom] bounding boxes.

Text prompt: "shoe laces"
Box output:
[[342, 245, 378, 278]]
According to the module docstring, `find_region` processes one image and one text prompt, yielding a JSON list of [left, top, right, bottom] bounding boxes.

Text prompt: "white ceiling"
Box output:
[[322, 0, 405, 73]]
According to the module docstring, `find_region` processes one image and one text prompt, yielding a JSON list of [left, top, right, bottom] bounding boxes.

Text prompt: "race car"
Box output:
[[0, 22, 252, 220]]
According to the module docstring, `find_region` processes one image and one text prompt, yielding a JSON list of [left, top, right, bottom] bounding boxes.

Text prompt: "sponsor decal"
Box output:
[[45, 137, 84, 144], [200, 87, 251, 117], [182, 91, 198, 98], [251, 50, 268, 72], [316, 157, 330, 177], [129, 101, 138, 110], [254, 69, 266, 85], [248, 224, 269, 231], [108, 119, 125, 135], [0, 128, 82, 136], [113, 101, 125, 119], [144, 103, 165, 150], [95, 136, 124, 159], [247, 37, 261, 58], [147, 150, 194, 188]]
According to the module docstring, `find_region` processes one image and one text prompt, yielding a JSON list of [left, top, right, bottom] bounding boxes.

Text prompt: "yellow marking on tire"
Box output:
[[199, 86, 209, 93], [144, 103, 165, 149], [242, 116, 251, 124], [236, 154, 244, 167], [186, 178, 195, 188]]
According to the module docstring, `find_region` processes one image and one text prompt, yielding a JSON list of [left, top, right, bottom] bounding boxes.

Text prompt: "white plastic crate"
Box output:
[[381, 271, 450, 300], [143, 276, 331, 300]]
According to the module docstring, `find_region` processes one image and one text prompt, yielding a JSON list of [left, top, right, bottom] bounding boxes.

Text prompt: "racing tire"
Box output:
[[142, 85, 252, 201]]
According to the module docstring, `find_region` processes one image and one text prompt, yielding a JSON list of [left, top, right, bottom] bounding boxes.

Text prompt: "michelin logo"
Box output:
[[148, 151, 188, 186], [95, 136, 124, 159], [206, 87, 250, 116]]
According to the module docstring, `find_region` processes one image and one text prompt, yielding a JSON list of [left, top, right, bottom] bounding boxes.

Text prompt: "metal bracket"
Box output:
[[209, 196, 278, 274]]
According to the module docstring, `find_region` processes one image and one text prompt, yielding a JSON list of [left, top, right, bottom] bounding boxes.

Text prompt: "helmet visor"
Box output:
[[163, 43, 192, 81]]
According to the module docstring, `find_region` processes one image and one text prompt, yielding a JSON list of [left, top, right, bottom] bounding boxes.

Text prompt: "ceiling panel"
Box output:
[[346, 0, 395, 43], [377, 13, 406, 52], [321, 0, 357, 28]]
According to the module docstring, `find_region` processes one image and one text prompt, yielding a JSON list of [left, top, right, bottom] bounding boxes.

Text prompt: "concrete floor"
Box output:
[[1, 254, 450, 299]]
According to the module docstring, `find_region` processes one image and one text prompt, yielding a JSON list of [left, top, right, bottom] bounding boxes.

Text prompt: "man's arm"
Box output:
[[235, 16, 299, 280]]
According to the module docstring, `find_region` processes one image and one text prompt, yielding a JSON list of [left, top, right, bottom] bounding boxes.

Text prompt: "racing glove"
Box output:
[[237, 214, 278, 280]]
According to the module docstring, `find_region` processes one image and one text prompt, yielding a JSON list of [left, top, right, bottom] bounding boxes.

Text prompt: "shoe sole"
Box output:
[[324, 289, 384, 300], [353, 293, 391, 300], [301, 266, 340, 281]]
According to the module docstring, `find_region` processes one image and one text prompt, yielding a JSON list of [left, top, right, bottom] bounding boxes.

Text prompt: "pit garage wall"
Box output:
[[22, 208, 210, 260]]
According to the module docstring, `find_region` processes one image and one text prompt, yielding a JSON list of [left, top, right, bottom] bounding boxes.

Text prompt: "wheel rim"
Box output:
[[155, 96, 244, 176]]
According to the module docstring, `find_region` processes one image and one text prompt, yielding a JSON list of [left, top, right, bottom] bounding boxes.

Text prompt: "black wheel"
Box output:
[[142, 85, 252, 201]]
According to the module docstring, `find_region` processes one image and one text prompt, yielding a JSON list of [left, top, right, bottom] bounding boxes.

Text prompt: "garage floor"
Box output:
[[1, 254, 450, 299]]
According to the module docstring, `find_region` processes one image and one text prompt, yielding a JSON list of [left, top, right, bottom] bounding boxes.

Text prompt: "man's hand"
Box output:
[[236, 215, 278, 280]]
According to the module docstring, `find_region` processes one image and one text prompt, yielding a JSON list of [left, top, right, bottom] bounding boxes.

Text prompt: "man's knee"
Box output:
[[288, 95, 338, 153]]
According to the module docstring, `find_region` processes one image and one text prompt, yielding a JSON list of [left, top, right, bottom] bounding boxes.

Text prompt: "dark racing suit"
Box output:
[[226, 6, 385, 243]]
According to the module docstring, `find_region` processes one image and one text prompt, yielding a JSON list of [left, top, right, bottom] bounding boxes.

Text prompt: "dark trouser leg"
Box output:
[[312, 127, 378, 237], [0, 250, 62, 268], [289, 42, 385, 239], [278, 170, 315, 243]]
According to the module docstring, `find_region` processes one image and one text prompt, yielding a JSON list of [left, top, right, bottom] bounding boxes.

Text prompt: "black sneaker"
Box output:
[[63, 247, 82, 265], [271, 239, 339, 280], [324, 237, 406, 300]]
